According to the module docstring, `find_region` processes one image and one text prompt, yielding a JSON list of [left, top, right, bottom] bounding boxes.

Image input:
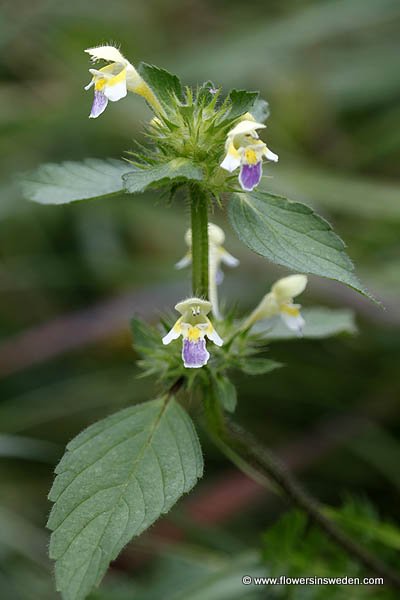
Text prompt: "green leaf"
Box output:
[[131, 318, 160, 355], [240, 358, 282, 375], [123, 159, 204, 193], [138, 62, 182, 109], [196, 80, 218, 105], [250, 98, 270, 123], [229, 191, 372, 300], [255, 307, 356, 340], [223, 89, 259, 122], [213, 375, 237, 413], [47, 398, 203, 600], [324, 499, 400, 552], [20, 159, 130, 205]]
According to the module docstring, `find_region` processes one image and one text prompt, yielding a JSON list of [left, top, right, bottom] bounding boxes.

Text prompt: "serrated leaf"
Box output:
[[223, 89, 259, 122], [47, 398, 203, 600], [240, 358, 282, 375], [213, 375, 237, 413], [250, 98, 270, 123], [20, 159, 131, 205], [255, 307, 356, 340], [123, 159, 204, 193], [138, 62, 182, 110], [229, 191, 372, 300]]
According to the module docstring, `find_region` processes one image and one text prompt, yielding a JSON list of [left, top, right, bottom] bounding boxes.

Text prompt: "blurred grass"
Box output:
[[0, 0, 399, 597]]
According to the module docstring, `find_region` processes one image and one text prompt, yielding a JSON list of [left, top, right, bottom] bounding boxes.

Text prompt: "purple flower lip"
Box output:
[[182, 338, 210, 368], [239, 161, 263, 191], [89, 90, 108, 118]]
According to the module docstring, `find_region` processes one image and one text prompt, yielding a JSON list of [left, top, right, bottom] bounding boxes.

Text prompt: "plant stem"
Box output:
[[211, 417, 400, 589], [189, 184, 209, 298]]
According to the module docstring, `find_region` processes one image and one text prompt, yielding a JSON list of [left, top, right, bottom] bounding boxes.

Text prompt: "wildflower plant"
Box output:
[[20, 44, 393, 600]]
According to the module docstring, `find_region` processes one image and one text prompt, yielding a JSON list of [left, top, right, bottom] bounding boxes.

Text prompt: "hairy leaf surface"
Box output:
[[20, 159, 130, 205], [229, 191, 371, 299], [47, 398, 203, 600], [139, 62, 183, 109], [223, 89, 259, 122], [123, 159, 204, 193]]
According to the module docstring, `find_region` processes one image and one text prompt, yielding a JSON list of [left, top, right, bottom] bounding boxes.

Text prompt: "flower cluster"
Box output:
[[83, 45, 302, 371], [84, 44, 278, 196], [168, 229, 308, 368]]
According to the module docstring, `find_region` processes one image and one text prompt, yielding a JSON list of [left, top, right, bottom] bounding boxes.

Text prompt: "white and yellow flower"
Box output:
[[242, 274, 307, 334], [220, 120, 278, 191], [162, 298, 223, 368], [84, 45, 161, 118], [175, 223, 239, 319]]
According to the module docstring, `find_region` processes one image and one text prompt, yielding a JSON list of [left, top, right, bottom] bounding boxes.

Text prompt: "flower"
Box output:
[[175, 224, 239, 319], [84, 45, 161, 118], [220, 119, 278, 191], [162, 298, 223, 368], [242, 274, 307, 334]]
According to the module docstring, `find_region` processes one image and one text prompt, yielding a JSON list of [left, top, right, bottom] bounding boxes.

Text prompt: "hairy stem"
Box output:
[[210, 417, 400, 589], [189, 184, 209, 298]]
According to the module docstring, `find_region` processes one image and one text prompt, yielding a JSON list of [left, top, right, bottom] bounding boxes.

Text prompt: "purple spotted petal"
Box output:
[[89, 90, 109, 119], [182, 338, 210, 368], [238, 161, 263, 191]]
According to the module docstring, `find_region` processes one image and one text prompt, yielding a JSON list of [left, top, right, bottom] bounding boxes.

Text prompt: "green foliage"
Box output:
[[324, 498, 400, 553], [213, 374, 237, 413], [20, 159, 130, 205], [92, 551, 266, 600], [13, 11, 391, 599], [254, 307, 356, 340], [132, 314, 287, 415], [262, 500, 400, 599], [123, 159, 204, 193], [47, 398, 203, 600], [138, 63, 183, 111], [229, 191, 370, 299], [222, 89, 259, 122], [239, 357, 282, 375]]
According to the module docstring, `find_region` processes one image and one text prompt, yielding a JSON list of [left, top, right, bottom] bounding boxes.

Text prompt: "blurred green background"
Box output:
[[1, 0, 399, 598]]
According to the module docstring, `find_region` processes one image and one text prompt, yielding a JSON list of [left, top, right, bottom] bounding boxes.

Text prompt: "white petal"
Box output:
[[220, 249, 240, 267], [84, 79, 94, 91], [208, 223, 225, 246], [162, 324, 181, 345], [85, 45, 127, 64], [220, 152, 241, 172], [175, 253, 192, 269], [206, 320, 223, 346], [227, 120, 265, 138], [264, 147, 279, 162], [104, 79, 127, 102], [280, 311, 305, 336], [272, 275, 308, 302]]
